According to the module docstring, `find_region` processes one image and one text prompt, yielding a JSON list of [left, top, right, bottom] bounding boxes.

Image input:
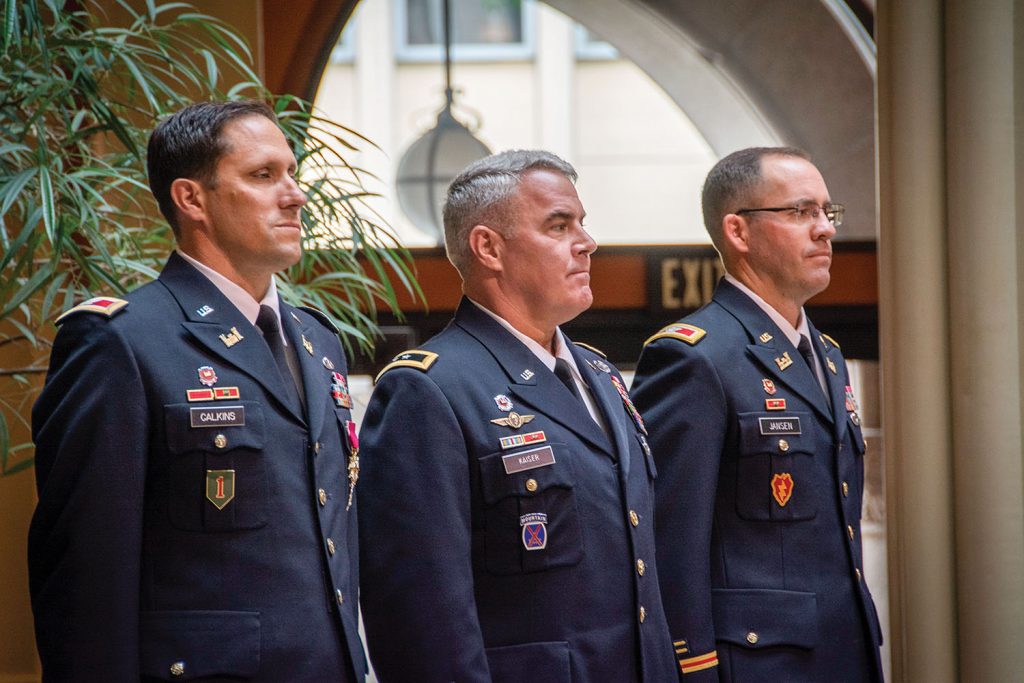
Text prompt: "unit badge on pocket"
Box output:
[[771, 473, 794, 507], [520, 512, 548, 550], [206, 469, 236, 509]]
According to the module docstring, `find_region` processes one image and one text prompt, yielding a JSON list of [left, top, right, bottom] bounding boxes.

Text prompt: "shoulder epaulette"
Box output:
[[375, 349, 439, 383], [55, 297, 129, 326], [644, 322, 707, 347], [820, 333, 841, 350], [573, 341, 606, 358], [297, 305, 339, 334]]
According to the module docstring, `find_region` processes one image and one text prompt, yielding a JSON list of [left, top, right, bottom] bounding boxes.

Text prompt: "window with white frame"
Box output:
[[396, 0, 534, 62]]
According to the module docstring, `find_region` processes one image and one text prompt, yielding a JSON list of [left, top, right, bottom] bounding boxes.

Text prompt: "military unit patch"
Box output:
[[771, 473, 794, 507], [762, 378, 776, 395], [520, 512, 548, 550], [206, 469, 235, 509]]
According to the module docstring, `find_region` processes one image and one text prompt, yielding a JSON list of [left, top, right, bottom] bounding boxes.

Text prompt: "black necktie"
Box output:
[[797, 335, 825, 394], [554, 358, 583, 402], [255, 305, 302, 410]]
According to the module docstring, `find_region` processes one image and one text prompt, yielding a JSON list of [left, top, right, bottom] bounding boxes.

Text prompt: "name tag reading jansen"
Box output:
[[759, 416, 801, 435], [502, 445, 556, 474]]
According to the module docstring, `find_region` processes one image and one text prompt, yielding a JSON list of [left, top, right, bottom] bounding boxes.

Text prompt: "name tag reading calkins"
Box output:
[[502, 445, 556, 474], [758, 416, 801, 435], [190, 405, 245, 428]]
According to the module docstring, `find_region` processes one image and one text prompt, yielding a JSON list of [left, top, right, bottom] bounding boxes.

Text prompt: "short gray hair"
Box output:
[[443, 149, 577, 275], [701, 146, 810, 252]]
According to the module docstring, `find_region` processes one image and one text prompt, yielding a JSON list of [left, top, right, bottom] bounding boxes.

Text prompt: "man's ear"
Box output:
[[721, 214, 750, 255], [467, 224, 505, 272], [170, 178, 207, 225]]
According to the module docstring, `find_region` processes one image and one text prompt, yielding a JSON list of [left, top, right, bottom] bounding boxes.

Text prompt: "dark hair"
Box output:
[[700, 146, 810, 250], [442, 149, 577, 275], [146, 100, 278, 234]]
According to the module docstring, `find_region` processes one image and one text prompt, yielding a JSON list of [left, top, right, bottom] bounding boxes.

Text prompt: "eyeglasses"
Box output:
[[735, 202, 845, 227]]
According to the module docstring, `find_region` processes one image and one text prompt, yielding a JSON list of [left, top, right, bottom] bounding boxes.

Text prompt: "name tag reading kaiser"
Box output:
[[759, 416, 801, 435], [190, 405, 245, 428], [502, 445, 556, 474]]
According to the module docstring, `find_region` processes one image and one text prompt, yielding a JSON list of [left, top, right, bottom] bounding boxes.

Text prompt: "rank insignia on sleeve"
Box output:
[[774, 352, 793, 371], [762, 378, 777, 395], [765, 398, 787, 410], [679, 651, 718, 675], [197, 365, 218, 387], [55, 296, 129, 325], [206, 469, 235, 509], [218, 327, 244, 348], [494, 394, 513, 412], [491, 412, 535, 429], [759, 332, 773, 343], [826, 357, 837, 374], [520, 513, 548, 550], [771, 473, 794, 507], [375, 349, 439, 382], [644, 323, 707, 347]]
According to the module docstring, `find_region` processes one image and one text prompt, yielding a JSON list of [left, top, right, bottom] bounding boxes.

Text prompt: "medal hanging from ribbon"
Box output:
[[345, 420, 359, 510]]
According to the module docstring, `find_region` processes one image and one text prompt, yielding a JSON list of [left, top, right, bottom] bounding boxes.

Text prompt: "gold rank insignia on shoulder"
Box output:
[[375, 349, 439, 382], [491, 411, 535, 429], [774, 351, 793, 371], [644, 323, 707, 347], [573, 341, 606, 358], [820, 333, 841, 350], [218, 327, 244, 348], [55, 296, 129, 325]]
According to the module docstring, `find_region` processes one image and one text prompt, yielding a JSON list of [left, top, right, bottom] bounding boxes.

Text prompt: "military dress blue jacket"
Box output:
[[29, 253, 365, 682], [358, 298, 678, 682], [630, 279, 883, 682]]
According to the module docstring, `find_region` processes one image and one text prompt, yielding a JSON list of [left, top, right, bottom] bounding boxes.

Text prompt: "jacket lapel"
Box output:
[[714, 280, 833, 423], [158, 253, 305, 424], [282, 303, 327, 439], [811, 323, 849, 440], [572, 343, 631, 476], [453, 299, 614, 458]]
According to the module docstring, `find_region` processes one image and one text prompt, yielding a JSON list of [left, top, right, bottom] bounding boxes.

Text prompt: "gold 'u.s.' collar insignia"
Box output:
[[375, 349, 439, 382], [55, 297, 129, 325], [573, 341, 606, 358], [644, 323, 707, 346], [218, 327, 244, 348], [774, 351, 793, 371], [490, 411, 535, 429], [759, 332, 773, 343]]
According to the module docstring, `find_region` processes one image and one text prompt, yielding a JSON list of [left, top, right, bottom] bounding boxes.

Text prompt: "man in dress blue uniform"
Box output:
[[358, 150, 678, 682], [631, 147, 884, 681], [29, 101, 365, 682]]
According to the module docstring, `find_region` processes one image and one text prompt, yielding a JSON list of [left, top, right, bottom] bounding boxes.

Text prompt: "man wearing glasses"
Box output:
[[631, 147, 884, 681]]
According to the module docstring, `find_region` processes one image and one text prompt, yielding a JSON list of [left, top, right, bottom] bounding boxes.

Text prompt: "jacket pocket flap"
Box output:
[[164, 402, 266, 455], [486, 640, 570, 683], [140, 610, 260, 680], [478, 445, 574, 505], [712, 588, 818, 650]]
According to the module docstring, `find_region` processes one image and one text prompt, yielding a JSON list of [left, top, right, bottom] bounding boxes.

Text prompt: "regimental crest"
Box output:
[[198, 366, 218, 387], [520, 512, 548, 550], [771, 473, 794, 507], [494, 394, 513, 412], [762, 378, 777, 395], [206, 469, 235, 509]]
